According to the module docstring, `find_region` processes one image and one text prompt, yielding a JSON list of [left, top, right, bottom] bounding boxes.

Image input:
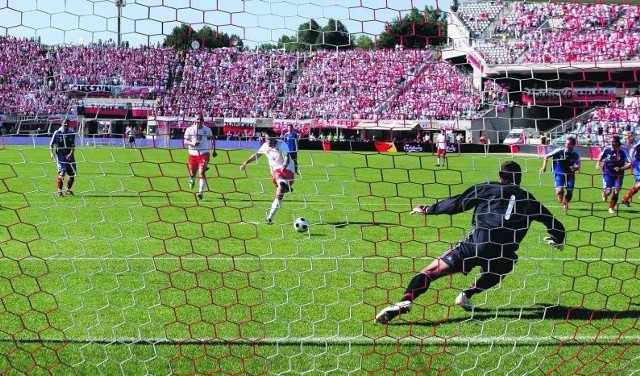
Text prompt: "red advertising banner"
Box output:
[[312, 119, 359, 129], [272, 119, 311, 136], [374, 141, 397, 153]]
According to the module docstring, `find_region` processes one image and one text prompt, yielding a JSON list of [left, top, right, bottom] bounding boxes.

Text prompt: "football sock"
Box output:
[[565, 190, 573, 203], [624, 186, 639, 201], [402, 272, 432, 302], [556, 192, 563, 203], [267, 198, 281, 220], [471, 272, 503, 295], [67, 177, 74, 190], [57, 176, 63, 190], [610, 192, 619, 208], [199, 177, 206, 193]]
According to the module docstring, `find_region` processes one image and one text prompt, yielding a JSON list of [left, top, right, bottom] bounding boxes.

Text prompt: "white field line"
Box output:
[[2, 334, 639, 346]]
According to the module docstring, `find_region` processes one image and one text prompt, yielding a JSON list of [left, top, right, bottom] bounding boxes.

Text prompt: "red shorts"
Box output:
[[437, 148, 447, 156], [271, 168, 295, 187], [188, 153, 210, 173]]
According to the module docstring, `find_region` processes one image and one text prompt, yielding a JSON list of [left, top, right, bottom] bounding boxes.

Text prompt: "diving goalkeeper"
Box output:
[[376, 161, 566, 324]]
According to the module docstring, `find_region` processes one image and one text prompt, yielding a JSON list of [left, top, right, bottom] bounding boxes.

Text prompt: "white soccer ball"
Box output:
[[293, 217, 309, 232]]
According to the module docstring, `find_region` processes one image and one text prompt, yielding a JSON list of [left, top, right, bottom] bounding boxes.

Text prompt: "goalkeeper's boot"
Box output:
[[455, 292, 473, 311], [544, 236, 564, 250], [375, 301, 412, 324]]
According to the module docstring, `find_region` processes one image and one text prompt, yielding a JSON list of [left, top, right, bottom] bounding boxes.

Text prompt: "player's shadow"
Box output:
[[325, 221, 398, 227], [400, 304, 640, 326]]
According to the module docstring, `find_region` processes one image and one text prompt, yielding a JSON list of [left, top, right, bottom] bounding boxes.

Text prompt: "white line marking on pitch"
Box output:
[[5, 334, 639, 346]]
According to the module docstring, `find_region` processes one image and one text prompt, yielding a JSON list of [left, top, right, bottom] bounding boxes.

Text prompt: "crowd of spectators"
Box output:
[[49, 42, 177, 89], [569, 101, 640, 146], [482, 79, 510, 108], [0, 38, 486, 121], [0, 37, 176, 117], [384, 61, 483, 120], [275, 48, 435, 120], [471, 2, 640, 65], [223, 123, 256, 140], [156, 48, 300, 118], [0, 36, 73, 116], [456, 1, 506, 35], [521, 29, 640, 64], [3, 0, 640, 123], [493, 2, 553, 39]]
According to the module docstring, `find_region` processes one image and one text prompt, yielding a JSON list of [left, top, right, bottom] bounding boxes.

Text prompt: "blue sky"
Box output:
[[0, 0, 452, 47]]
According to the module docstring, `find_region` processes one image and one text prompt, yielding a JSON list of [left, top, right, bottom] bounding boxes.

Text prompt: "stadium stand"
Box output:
[[1, 3, 640, 123]]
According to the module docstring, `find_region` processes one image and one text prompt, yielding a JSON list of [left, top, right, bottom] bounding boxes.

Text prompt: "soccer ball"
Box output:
[[293, 217, 309, 232]]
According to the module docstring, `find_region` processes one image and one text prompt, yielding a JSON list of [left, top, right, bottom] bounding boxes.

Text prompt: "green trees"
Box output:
[[163, 6, 445, 51], [163, 24, 242, 50], [377, 7, 447, 49]]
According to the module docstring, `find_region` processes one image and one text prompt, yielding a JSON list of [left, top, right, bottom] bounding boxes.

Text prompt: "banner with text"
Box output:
[[522, 87, 617, 105]]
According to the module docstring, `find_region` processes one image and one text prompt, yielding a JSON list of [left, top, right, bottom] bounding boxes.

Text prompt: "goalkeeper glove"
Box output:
[[411, 205, 428, 215], [544, 236, 564, 250]]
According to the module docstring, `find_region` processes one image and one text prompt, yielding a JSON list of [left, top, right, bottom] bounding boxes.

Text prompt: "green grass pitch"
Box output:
[[0, 146, 639, 374]]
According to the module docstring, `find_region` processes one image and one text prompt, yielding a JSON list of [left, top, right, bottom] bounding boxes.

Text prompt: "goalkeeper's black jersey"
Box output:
[[425, 182, 565, 256]]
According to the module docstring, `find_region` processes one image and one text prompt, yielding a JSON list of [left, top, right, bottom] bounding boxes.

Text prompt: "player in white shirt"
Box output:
[[125, 125, 136, 148], [183, 114, 216, 200], [436, 133, 448, 167], [240, 131, 295, 224]]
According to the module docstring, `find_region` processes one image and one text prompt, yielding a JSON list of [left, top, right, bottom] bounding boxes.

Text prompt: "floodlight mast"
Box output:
[[115, 0, 125, 46]]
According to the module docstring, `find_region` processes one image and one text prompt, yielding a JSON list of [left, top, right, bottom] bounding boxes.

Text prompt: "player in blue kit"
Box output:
[[596, 135, 629, 214], [49, 119, 77, 196], [539, 136, 580, 212], [620, 140, 640, 207], [375, 161, 566, 324], [282, 124, 300, 174]]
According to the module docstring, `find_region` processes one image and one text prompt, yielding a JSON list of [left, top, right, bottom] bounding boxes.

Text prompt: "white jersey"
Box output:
[[436, 134, 447, 149], [257, 140, 295, 173], [184, 124, 213, 155]]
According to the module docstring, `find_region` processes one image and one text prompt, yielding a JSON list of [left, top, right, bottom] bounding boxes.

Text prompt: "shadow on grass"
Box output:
[[325, 221, 398, 227], [399, 304, 640, 326]]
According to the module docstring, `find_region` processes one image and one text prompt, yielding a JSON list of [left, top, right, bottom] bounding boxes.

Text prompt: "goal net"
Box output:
[[1, 1, 639, 374]]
